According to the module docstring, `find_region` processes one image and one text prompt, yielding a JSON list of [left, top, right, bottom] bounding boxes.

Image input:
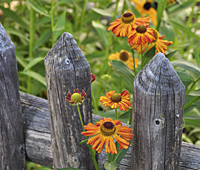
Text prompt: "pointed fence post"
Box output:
[[45, 33, 94, 170], [131, 53, 185, 170], [0, 24, 26, 169]]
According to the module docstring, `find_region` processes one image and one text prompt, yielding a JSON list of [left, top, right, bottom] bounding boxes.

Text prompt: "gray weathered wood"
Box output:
[[0, 24, 25, 170], [20, 92, 200, 170], [132, 53, 185, 170], [44, 33, 94, 170]]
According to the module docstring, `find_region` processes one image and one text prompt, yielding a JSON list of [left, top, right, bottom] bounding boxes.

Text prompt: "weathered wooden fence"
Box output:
[[0, 23, 200, 170]]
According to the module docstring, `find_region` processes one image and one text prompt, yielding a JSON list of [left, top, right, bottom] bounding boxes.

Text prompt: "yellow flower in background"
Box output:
[[132, 28, 173, 54], [108, 50, 139, 70], [167, 0, 176, 4], [107, 12, 150, 37], [100, 90, 132, 111], [128, 24, 155, 46], [131, 0, 157, 26], [81, 117, 133, 154]]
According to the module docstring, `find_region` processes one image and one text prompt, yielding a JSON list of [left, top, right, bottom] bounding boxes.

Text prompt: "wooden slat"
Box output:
[[0, 23, 25, 170], [132, 53, 185, 170], [20, 92, 200, 169]]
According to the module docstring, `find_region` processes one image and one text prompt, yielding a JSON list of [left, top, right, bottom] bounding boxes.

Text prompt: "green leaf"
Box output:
[[85, 51, 105, 59], [54, 11, 66, 41], [194, 48, 200, 66], [16, 52, 27, 68], [26, 0, 50, 17], [19, 71, 46, 86], [92, 21, 108, 45], [171, 60, 200, 76], [55, 0, 74, 6], [23, 57, 44, 71], [4, 27, 29, 42], [57, 168, 82, 170], [156, 0, 168, 30], [168, 0, 194, 14], [35, 17, 51, 26], [142, 46, 156, 68], [104, 161, 117, 170], [165, 49, 180, 59], [168, 20, 200, 41], [188, 90, 200, 97], [176, 71, 194, 82], [79, 139, 88, 145], [0, 7, 27, 29], [33, 30, 51, 51], [91, 8, 113, 17], [110, 60, 135, 90], [118, 111, 130, 119]]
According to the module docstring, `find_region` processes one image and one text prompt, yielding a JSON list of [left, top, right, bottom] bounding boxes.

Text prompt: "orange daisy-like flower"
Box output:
[[91, 73, 96, 83], [100, 90, 132, 111], [128, 24, 155, 46], [81, 117, 133, 154], [107, 12, 150, 37], [132, 28, 173, 54], [108, 50, 139, 70], [131, 0, 157, 26], [65, 88, 86, 106]]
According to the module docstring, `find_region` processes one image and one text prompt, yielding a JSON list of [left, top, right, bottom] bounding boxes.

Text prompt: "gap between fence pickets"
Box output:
[[20, 91, 200, 170]]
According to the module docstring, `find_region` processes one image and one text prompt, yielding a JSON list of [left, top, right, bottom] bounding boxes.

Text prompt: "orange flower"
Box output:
[[108, 50, 139, 70], [81, 117, 133, 154], [91, 73, 96, 83], [131, 0, 157, 26], [100, 90, 132, 111], [65, 89, 86, 106], [128, 24, 155, 46], [107, 12, 150, 37], [132, 28, 173, 54]]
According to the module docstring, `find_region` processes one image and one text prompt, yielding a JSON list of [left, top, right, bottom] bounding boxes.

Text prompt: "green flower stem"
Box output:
[[92, 87, 98, 115], [185, 77, 200, 97], [76, 104, 99, 170], [131, 49, 137, 76], [101, 81, 108, 116], [108, 153, 111, 163], [51, 0, 55, 46], [140, 45, 143, 69], [115, 108, 118, 120], [28, 7, 35, 94], [77, 104, 85, 132], [78, 0, 88, 46]]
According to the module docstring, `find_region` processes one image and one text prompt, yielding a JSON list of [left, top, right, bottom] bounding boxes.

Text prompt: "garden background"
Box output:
[[0, 0, 200, 169]]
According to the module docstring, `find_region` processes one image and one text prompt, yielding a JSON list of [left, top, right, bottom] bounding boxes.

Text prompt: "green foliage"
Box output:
[[1, 0, 200, 169]]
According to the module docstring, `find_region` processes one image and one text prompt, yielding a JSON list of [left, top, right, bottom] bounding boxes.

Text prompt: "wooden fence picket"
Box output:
[[131, 53, 185, 170], [44, 32, 94, 170], [0, 23, 25, 170]]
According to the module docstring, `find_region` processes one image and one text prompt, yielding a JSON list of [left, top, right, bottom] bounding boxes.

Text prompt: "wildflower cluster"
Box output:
[[107, 11, 173, 55]]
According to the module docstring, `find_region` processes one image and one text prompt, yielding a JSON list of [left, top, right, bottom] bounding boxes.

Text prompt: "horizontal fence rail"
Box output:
[[20, 92, 200, 170]]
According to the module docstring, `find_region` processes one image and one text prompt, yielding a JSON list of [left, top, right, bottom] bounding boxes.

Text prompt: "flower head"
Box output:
[[100, 90, 132, 111], [128, 24, 155, 46], [131, 0, 157, 26], [81, 117, 133, 154], [108, 50, 139, 70], [101, 74, 112, 82], [91, 73, 96, 83], [65, 89, 86, 106], [107, 12, 150, 37], [132, 28, 173, 54]]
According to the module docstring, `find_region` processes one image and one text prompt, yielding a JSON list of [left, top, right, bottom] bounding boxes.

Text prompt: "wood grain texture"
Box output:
[[44, 33, 94, 170], [132, 53, 185, 170], [20, 92, 200, 170], [0, 23, 25, 170]]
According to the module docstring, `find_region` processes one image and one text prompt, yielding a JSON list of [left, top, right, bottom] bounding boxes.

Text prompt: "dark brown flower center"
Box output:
[[136, 25, 147, 34], [143, 2, 151, 10], [121, 12, 135, 24], [100, 122, 116, 136], [111, 93, 122, 102], [119, 51, 129, 62]]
